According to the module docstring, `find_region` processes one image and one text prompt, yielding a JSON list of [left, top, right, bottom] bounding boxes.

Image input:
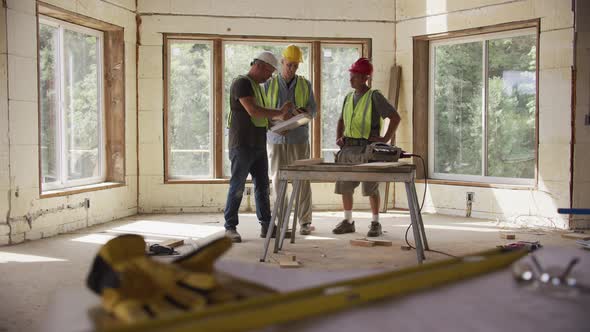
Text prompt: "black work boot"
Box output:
[[332, 220, 355, 234], [225, 229, 242, 243], [367, 221, 382, 237]]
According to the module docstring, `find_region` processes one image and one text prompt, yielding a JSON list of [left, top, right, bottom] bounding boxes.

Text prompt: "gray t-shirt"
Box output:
[[228, 76, 267, 149], [340, 89, 397, 138]]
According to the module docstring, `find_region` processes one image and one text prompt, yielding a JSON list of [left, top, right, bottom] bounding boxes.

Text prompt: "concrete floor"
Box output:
[[0, 211, 579, 332]]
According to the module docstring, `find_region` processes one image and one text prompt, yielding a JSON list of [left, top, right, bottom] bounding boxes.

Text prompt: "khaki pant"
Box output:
[[334, 145, 379, 196], [268, 143, 312, 224]]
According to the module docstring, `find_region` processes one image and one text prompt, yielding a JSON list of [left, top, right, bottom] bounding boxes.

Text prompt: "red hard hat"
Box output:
[[349, 57, 373, 75]]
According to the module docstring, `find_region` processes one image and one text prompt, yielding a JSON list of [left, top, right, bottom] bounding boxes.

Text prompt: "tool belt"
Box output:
[[343, 137, 369, 147]]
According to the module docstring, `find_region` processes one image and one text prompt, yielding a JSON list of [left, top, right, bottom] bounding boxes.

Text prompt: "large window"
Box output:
[[39, 16, 105, 190], [165, 36, 368, 181], [167, 41, 213, 178], [428, 28, 537, 185]]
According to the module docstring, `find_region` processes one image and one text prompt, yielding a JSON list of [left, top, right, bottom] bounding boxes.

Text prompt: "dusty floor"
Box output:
[[0, 211, 580, 332]]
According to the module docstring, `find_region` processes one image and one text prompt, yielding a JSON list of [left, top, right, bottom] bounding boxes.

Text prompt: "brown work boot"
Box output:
[[367, 221, 382, 237], [225, 229, 242, 243], [299, 223, 313, 235], [332, 220, 355, 234]]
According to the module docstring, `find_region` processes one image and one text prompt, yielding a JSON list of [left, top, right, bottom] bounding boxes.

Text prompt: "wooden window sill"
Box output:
[[41, 182, 126, 198], [416, 178, 536, 190]]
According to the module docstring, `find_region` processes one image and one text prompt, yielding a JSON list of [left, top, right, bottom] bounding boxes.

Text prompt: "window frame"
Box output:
[[427, 28, 537, 185], [165, 39, 215, 180], [38, 15, 106, 191], [318, 42, 364, 162], [163, 34, 370, 183], [411, 20, 540, 188]]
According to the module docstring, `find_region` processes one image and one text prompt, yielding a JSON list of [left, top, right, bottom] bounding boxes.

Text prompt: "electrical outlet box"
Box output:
[[466, 192, 475, 203], [245, 187, 252, 195]]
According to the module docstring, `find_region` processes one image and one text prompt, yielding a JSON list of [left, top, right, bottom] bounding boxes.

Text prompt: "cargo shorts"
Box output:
[[334, 145, 379, 196]]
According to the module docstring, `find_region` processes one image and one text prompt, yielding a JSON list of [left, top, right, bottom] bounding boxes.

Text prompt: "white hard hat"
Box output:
[[253, 51, 279, 71]]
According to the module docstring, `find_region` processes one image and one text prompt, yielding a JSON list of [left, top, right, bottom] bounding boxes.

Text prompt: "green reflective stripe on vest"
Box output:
[[227, 75, 268, 129], [343, 89, 374, 139], [267, 76, 309, 108]]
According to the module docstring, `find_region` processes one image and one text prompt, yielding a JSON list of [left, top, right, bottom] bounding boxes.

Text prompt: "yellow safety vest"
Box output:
[[227, 75, 268, 128], [266, 76, 309, 109], [343, 89, 378, 139]]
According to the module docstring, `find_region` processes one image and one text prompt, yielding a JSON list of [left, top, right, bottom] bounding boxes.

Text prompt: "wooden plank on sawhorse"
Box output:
[[382, 65, 402, 213]]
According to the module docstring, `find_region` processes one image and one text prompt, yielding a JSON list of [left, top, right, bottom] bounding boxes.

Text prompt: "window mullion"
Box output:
[[482, 40, 488, 177], [311, 41, 321, 158], [214, 39, 223, 178], [58, 24, 66, 187]]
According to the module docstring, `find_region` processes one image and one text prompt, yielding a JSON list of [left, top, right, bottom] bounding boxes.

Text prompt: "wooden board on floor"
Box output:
[[499, 233, 516, 240], [371, 239, 393, 247], [279, 256, 301, 268], [350, 239, 376, 247]]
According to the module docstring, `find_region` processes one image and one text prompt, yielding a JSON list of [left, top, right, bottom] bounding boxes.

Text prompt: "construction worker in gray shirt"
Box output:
[[264, 45, 317, 235]]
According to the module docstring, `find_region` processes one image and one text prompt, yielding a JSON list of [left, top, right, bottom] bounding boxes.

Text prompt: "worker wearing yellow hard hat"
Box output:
[[265, 44, 317, 235], [282, 44, 304, 63]]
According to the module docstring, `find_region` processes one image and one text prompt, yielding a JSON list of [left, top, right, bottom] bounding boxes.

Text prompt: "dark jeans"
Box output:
[[224, 146, 271, 230]]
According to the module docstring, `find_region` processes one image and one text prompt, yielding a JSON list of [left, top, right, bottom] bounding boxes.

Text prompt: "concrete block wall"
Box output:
[[394, 0, 575, 228], [0, 4, 9, 245], [572, 0, 590, 228], [0, 0, 138, 245], [136, 0, 396, 213]]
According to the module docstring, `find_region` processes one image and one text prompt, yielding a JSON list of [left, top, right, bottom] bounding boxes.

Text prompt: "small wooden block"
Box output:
[[350, 239, 376, 247], [160, 239, 184, 248], [370, 239, 393, 247], [279, 259, 301, 268], [500, 233, 516, 240], [562, 232, 590, 240], [292, 158, 324, 166]]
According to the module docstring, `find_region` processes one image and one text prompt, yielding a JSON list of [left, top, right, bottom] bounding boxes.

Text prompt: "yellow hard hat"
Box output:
[[282, 44, 303, 63]]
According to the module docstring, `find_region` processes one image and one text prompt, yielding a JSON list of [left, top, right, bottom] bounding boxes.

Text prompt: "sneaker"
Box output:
[[367, 221, 382, 237], [225, 229, 242, 243], [300, 223, 313, 235], [332, 220, 355, 234], [260, 225, 292, 238]]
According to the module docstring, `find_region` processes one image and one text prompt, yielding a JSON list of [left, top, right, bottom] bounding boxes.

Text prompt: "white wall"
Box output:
[[394, 0, 575, 228], [136, 0, 397, 213], [0, 3, 9, 244], [0, 0, 138, 244]]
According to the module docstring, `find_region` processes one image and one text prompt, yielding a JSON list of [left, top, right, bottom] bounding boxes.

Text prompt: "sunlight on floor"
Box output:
[[70, 233, 179, 245], [106, 220, 224, 239], [0, 252, 67, 263], [70, 233, 116, 244], [301, 235, 338, 240]]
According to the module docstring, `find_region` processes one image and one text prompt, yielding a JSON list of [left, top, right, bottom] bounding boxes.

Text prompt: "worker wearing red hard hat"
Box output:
[[332, 57, 402, 237]]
